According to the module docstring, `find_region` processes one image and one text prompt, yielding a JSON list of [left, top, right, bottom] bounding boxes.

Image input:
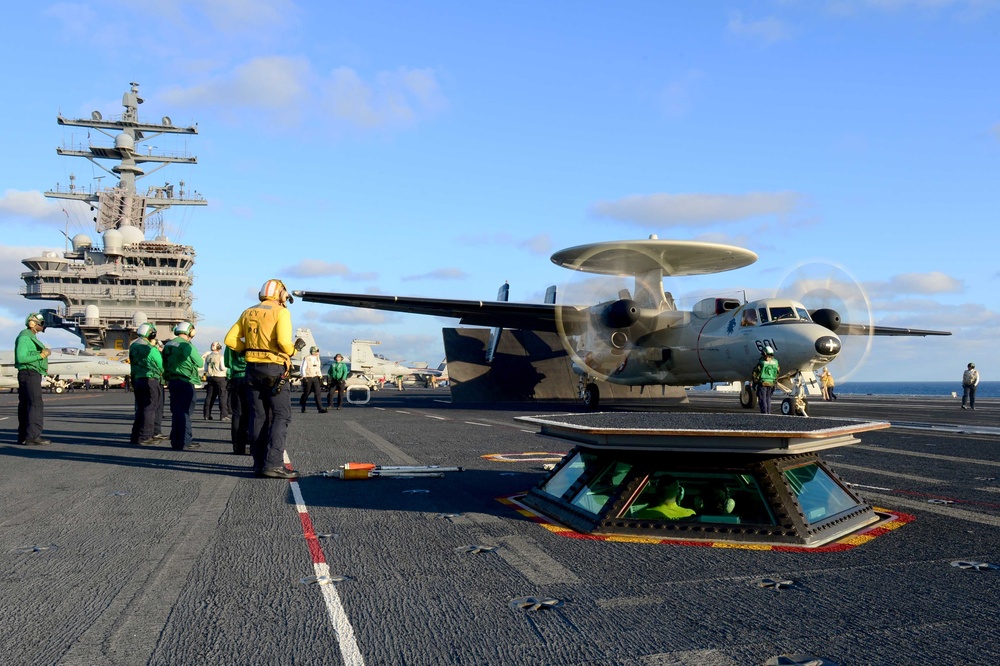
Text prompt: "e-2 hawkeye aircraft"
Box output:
[[293, 237, 949, 413]]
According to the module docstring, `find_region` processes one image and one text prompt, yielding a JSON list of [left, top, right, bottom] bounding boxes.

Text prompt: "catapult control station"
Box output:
[[515, 413, 892, 548]]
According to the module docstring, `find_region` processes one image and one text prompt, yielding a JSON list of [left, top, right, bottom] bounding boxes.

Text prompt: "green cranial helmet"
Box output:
[[310, 346, 319, 354], [174, 321, 195, 336], [136, 322, 156, 339], [25, 312, 45, 327]]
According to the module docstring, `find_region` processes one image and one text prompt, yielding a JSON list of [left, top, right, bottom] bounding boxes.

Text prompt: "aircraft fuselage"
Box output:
[[575, 298, 841, 387]]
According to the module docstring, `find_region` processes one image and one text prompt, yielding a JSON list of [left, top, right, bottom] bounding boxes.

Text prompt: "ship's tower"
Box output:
[[20, 83, 207, 352]]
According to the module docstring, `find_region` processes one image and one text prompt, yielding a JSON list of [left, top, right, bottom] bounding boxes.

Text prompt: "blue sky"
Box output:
[[1, 0, 997, 382]]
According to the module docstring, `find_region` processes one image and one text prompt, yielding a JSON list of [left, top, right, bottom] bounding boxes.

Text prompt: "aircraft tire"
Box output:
[[739, 383, 756, 409], [583, 383, 600, 410], [54, 386, 64, 394], [780, 398, 794, 416]]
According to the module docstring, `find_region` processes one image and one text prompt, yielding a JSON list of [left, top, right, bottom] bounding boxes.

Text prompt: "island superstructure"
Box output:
[[19, 82, 206, 353]]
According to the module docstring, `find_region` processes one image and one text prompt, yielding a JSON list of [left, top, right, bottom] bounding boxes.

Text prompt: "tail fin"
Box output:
[[486, 282, 509, 364], [350, 339, 380, 372]]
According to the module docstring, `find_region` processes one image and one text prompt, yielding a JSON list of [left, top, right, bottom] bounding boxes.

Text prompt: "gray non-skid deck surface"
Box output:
[[1, 389, 998, 665]]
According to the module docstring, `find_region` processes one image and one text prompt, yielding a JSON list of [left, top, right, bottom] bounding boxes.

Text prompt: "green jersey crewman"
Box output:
[[751, 345, 780, 414], [15, 313, 51, 445], [162, 321, 202, 450]]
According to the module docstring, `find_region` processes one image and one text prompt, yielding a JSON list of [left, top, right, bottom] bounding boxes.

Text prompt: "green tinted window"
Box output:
[[570, 461, 633, 514], [622, 472, 776, 525], [784, 463, 859, 524]]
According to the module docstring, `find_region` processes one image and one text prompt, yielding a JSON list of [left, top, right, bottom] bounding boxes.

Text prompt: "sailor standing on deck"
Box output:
[[299, 346, 327, 413], [15, 313, 51, 446], [961, 362, 980, 410], [162, 322, 202, 450], [129, 323, 163, 446], [225, 279, 300, 479], [202, 341, 230, 421], [752, 346, 780, 415], [225, 345, 250, 455]]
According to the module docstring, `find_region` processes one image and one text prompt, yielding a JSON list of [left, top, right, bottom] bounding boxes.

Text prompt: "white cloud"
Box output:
[[323, 66, 447, 130], [282, 259, 377, 281], [726, 12, 792, 43], [0, 190, 89, 226], [403, 268, 469, 281], [161, 60, 447, 131], [160, 56, 312, 123], [866, 272, 964, 297], [193, 0, 299, 35], [519, 234, 552, 255], [320, 309, 398, 325], [458, 232, 552, 256], [590, 192, 801, 227]]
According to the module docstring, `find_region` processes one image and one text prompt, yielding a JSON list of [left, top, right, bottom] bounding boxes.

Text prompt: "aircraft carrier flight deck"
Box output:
[[1, 388, 997, 665]]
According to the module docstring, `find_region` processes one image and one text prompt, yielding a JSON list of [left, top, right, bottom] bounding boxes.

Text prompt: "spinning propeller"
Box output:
[[774, 261, 875, 382]]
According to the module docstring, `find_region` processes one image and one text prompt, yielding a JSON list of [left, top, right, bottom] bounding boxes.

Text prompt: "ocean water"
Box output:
[[835, 381, 999, 398]]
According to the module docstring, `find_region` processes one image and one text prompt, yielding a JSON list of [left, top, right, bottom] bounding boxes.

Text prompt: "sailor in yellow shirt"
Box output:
[[225, 279, 299, 479], [633, 475, 696, 520]]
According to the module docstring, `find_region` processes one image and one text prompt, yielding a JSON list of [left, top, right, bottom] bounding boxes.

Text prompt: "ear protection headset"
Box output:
[[174, 321, 195, 337], [26, 313, 46, 330]]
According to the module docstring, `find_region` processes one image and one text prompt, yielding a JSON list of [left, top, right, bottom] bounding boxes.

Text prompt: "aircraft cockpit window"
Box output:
[[796, 307, 811, 321], [768, 306, 797, 321], [622, 471, 776, 525], [758, 307, 770, 323], [741, 308, 758, 327], [570, 460, 633, 514], [783, 463, 858, 524]]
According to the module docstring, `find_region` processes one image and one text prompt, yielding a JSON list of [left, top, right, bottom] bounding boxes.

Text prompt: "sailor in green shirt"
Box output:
[[325, 353, 350, 409], [224, 346, 249, 455], [752, 345, 780, 414], [129, 323, 163, 446], [15, 313, 51, 445], [162, 321, 202, 450]]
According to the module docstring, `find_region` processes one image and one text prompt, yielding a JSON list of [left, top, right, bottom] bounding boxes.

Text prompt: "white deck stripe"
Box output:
[[285, 452, 365, 665]]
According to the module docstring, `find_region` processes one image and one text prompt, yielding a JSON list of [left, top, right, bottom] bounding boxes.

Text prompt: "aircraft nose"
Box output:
[[815, 335, 841, 356]]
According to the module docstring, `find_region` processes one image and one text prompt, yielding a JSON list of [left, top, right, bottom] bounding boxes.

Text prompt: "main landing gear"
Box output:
[[739, 382, 756, 410]]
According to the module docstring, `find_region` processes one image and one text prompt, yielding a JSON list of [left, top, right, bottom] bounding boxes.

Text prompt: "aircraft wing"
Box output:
[[294, 291, 589, 333], [838, 323, 951, 337]]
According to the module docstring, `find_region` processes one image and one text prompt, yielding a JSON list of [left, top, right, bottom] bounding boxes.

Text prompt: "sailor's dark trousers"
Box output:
[[228, 376, 251, 454], [168, 380, 196, 450], [247, 362, 292, 473], [130, 377, 161, 444], [17, 369, 44, 443]]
